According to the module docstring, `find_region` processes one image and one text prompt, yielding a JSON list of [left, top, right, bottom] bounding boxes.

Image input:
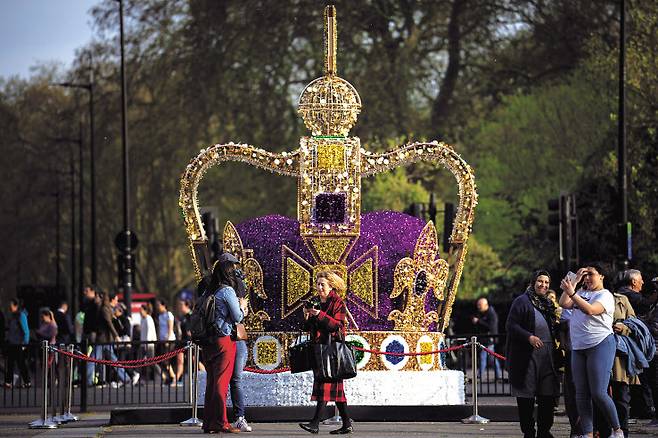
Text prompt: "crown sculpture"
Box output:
[[179, 6, 477, 404]]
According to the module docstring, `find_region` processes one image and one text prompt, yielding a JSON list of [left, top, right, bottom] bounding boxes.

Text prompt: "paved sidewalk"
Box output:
[[2, 413, 658, 438]]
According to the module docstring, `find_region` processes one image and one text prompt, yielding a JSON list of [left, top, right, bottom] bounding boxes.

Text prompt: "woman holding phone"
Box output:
[[506, 270, 560, 438], [559, 263, 624, 438]]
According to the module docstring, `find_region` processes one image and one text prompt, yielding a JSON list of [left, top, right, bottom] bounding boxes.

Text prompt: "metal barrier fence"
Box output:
[[1, 340, 192, 409], [2, 333, 514, 410], [444, 333, 511, 397]]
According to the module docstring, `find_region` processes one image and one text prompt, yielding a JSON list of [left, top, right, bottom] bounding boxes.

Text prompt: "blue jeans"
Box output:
[[478, 343, 502, 379], [572, 334, 620, 434], [230, 340, 248, 418], [87, 344, 129, 386]]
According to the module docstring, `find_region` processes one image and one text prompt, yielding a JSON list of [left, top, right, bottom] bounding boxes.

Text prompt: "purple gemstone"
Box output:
[[314, 192, 346, 223]]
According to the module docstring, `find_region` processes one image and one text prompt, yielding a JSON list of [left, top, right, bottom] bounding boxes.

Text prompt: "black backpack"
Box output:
[[189, 291, 216, 344]]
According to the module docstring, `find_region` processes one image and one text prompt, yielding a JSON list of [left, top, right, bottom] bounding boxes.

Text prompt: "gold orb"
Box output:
[[298, 75, 362, 137]]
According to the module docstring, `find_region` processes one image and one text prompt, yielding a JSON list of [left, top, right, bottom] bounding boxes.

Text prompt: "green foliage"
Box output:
[[457, 236, 505, 300], [362, 168, 429, 213], [0, 0, 656, 305]]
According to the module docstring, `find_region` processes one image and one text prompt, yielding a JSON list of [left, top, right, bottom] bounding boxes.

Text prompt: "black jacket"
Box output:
[[617, 286, 654, 317], [505, 293, 556, 388], [54, 309, 74, 343]]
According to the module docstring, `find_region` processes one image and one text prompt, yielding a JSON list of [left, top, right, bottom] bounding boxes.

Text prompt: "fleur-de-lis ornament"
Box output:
[[388, 222, 449, 331]]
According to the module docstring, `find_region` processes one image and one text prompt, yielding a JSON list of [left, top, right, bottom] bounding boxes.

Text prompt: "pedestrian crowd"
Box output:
[[4, 254, 658, 437], [503, 265, 658, 438], [0, 286, 195, 391]]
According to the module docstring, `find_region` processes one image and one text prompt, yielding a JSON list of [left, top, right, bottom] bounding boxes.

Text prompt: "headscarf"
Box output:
[[526, 270, 560, 332]]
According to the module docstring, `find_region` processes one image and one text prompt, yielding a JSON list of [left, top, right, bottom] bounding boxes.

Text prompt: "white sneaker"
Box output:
[[110, 381, 124, 389], [233, 416, 252, 432], [131, 372, 140, 386], [609, 430, 625, 438]]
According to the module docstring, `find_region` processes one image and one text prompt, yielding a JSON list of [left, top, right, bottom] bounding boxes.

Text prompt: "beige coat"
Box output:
[[612, 293, 640, 385]]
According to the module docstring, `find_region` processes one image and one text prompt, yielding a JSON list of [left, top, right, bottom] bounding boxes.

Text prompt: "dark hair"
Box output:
[[108, 292, 118, 301], [197, 274, 212, 297], [177, 297, 192, 309], [209, 258, 239, 293], [141, 302, 153, 315], [584, 262, 609, 288], [530, 269, 551, 288], [10, 298, 22, 309]]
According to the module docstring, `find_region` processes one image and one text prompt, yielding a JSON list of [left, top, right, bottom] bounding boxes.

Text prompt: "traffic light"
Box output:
[[547, 195, 564, 261], [547, 194, 578, 270]]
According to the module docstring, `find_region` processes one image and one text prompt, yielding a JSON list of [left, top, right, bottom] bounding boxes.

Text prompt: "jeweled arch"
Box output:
[[179, 5, 477, 353]]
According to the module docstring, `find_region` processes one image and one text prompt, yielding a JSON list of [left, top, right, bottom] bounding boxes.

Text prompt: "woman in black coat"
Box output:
[[506, 270, 561, 438]]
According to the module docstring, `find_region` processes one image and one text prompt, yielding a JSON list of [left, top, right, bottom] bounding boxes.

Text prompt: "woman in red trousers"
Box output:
[[201, 253, 248, 434], [299, 270, 353, 435]]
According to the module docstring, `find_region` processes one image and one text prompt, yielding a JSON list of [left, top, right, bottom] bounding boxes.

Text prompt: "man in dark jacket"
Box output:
[[472, 297, 502, 379], [617, 269, 657, 318], [54, 300, 74, 344]]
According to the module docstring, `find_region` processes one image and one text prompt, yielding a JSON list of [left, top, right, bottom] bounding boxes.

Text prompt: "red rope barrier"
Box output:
[[51, 345, 189, 369], [244, 366, 291, 374], [479, 344, 507, 361], [352, 343, 467, 357]]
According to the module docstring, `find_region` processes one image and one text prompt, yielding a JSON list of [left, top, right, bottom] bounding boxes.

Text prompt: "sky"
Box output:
[[0, 0, 97, 79]]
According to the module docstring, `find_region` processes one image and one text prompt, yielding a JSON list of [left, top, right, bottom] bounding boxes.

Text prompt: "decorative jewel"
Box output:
[[380, 335, 410, 371], [345, 334, 371, 370], [253, 336, 281, 370], [416, 335, 435, 371], [388, 222, 449, 331]]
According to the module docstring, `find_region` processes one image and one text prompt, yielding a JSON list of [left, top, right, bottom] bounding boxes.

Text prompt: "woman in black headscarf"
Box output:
[[506, 270, 561, 438]]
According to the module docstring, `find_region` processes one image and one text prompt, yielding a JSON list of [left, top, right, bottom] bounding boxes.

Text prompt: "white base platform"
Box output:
[[198, 370, 465, 406]]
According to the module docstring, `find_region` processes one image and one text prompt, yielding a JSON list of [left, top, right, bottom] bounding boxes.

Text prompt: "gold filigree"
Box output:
[[179, 6, 477, 334], [254, 339, 279, 367], [310, 238, 351, 263], [317, 143, 346, 170], [281, 245, 315, 318], [297, 7, 361, 137], [419, 341, 433, 366], [388, 222, 449, 331], [298, 137, 361, 237], [245, 331, 445, 371], [350, 259, 374, 306], [223, 221, 243, 261], [219, 222, 271, 331], [347, 246, 378, 318], [286, 258, 311, 306]]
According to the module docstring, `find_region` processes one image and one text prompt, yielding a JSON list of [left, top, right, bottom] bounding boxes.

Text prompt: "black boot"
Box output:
[[537, 395, 555, 438], [299, 423, 319, 434], [331, 402, 353, 434], [517, 397, 536, 438], [299, 401, 325, 434], [330, 424, 353, 434]]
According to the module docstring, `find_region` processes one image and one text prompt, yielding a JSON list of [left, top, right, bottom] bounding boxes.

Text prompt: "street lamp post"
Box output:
[[117, 0, 135, 312], [53, 53, 97, 286], [618, 0, 630, 267], [53, 138, 82, 315]]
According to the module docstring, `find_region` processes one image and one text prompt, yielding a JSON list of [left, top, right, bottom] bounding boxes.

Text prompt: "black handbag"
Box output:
[[289, 334, 315, 373], [313, 333, 357, 380]]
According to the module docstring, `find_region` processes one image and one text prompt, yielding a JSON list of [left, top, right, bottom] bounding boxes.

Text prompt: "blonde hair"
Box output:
[[316, 270, 346, 295]]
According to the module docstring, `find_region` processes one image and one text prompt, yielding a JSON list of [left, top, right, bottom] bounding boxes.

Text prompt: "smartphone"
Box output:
[[566, 271, 577, 283]]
